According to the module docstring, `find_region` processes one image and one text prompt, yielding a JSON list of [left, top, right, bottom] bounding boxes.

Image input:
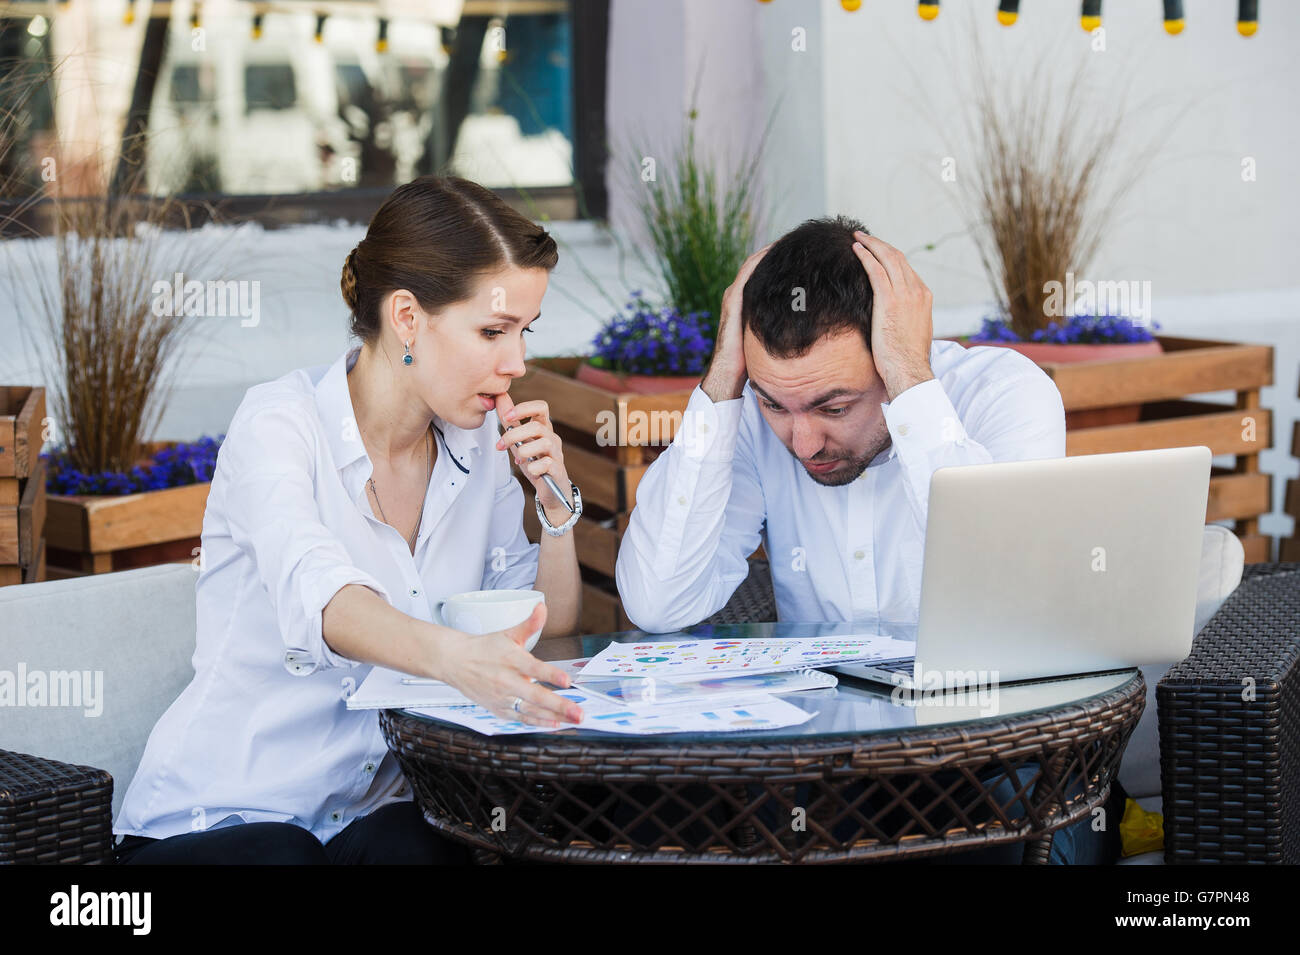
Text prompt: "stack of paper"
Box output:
[[576, 635, 914, 681]]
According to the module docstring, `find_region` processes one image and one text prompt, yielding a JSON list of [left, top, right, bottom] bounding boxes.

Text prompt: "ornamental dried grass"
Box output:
[[956, 34, 1171, 341], [28, 158, 225, 477], [6, 109, 233, 479]]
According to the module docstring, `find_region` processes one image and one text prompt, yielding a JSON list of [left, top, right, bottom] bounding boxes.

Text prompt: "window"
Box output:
[[0, 2, 609, 221]]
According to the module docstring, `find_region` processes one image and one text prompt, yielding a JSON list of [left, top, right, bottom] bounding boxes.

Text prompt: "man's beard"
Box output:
[[794, 431, 893, 487]]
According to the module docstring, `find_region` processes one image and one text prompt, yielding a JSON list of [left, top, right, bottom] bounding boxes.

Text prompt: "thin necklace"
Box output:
[[367, 426, 431, 553]]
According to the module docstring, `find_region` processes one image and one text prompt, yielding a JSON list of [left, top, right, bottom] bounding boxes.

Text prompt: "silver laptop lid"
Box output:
[[914, 445, 1211, 685]]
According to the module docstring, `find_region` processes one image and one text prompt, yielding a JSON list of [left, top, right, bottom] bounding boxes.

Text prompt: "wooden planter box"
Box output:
[[1280, 370, 1300, 562], [0, 387, 47, 587], [1037, 335, 1274, 562], [43, 441, 211, 579], [515, 336, 1275, 630]]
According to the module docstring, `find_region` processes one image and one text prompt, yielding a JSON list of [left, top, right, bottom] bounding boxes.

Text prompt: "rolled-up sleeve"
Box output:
[[479, 444, 540, 591], [220, 401, 392, 676]]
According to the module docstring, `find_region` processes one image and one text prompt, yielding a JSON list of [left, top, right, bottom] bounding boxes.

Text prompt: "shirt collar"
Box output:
[[315, 345, 482, 496]]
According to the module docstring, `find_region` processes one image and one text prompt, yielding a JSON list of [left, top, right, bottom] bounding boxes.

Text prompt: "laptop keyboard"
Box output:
[[867, 657, 916, 674]]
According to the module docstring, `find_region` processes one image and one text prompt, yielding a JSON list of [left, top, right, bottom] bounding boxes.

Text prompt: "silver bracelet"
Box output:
[[535, 481, 582, 536]]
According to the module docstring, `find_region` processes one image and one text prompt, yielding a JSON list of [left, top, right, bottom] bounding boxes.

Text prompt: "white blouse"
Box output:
[[114, 344, 539, 843]]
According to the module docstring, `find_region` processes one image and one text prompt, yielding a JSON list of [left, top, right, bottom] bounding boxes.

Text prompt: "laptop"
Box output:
[[834, 445, 1212, 690]]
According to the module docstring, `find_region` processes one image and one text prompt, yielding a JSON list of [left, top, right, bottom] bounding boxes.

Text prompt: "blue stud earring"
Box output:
[[403, 340, 413, 365]]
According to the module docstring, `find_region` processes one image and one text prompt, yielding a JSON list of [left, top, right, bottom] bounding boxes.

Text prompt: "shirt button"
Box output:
[[330, 810, 342, 823], [699, 423, 710, 434], [398, 784, 408, 796], [364, 762, 376, 774], [409, 588, 419, 597], [897, 424, 910, 436], [677, 496, 687, 506], [854, 550, 864, 560]]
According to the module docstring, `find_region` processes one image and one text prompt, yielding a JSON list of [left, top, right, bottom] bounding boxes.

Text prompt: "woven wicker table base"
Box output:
[[381, 672, 1143, 864]]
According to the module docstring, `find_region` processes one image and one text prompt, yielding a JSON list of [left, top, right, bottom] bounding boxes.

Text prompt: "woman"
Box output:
[[112, 176, 584, 864]]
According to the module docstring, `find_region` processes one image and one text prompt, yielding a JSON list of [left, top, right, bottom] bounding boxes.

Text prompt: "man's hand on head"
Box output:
[[851, 231, 936, 402], [702, 243, 773, 403]]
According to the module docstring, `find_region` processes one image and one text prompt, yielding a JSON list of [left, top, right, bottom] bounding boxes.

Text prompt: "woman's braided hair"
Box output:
[[340, 246, 361, 313]]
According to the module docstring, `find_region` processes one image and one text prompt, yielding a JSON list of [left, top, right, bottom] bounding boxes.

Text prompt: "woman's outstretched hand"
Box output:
[[437, 603, 584, 727]]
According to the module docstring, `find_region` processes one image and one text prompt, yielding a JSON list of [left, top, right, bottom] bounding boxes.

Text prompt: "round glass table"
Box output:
[[380, 622, 1145, 864]]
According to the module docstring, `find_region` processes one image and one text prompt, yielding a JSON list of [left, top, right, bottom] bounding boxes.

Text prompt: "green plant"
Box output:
[[631, 106, 766, 344]]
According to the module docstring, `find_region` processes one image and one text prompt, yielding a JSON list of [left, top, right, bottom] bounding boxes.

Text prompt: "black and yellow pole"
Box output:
[[997, 1, 1019, 27], [252, 11, 265, 40], [190, 4, 201, 31], [377, 18, 390, 52], [1238, 0, 1258, 36], [918, 0, 939, 21], [1163, 0, 1184, 35], [315, 12, 328, 44], [1081, 0, 1102, 32]]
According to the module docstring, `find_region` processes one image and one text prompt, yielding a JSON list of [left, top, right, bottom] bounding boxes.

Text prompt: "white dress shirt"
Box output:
[[114, 344, 539, 843], [615, 339, 1066, 633]]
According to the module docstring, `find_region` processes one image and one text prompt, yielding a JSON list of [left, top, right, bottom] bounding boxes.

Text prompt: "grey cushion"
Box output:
[[0, 563, 198, 822]]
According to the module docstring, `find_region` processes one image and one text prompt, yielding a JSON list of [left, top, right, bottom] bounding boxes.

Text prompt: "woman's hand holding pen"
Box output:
[[492, 392, 574, 522]]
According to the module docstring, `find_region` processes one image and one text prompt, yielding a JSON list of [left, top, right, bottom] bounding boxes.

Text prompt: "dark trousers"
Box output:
[[114, 800, 471, 865]]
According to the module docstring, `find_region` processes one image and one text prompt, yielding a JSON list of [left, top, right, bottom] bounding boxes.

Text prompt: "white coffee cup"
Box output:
[[431, 589, 545, 651]]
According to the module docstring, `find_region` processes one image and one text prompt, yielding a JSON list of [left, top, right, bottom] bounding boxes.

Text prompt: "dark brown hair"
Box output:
[[341, 175, 559, 342], [742, 215, 873, 359]]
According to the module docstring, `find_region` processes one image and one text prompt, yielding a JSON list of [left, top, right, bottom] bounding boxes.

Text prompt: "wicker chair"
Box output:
[[702, 557, 777, 625], [1157, 561, 1300, 863]]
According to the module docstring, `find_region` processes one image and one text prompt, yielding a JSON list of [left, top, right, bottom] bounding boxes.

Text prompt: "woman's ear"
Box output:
[[386, 289, 422, 339]]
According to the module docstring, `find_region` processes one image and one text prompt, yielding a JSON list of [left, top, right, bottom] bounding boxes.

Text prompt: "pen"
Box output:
[[501, 419, 575, 515]]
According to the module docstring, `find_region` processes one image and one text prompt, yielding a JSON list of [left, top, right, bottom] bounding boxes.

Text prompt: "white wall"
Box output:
[[817, 0, 1300, 308], [609, 0, 1300, 305], [606, 0, 827, 241]]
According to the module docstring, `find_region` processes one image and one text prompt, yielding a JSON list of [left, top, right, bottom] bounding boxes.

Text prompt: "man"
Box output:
[[614, 216, 1117, 864], [616, 215, 1065, 633]]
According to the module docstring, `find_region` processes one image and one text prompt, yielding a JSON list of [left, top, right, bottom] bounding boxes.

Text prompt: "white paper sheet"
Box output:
[[577, 636, 917, 681], [406, 684, 817, 736], [346, 658, 592, 711]]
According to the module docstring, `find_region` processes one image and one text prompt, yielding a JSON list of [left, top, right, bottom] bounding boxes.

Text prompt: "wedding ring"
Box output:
[[511, 697, 523, 713]]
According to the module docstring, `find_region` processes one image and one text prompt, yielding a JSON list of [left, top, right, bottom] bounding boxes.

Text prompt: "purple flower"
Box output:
[[971, 313, 1158, 345], [590, 296, 714, 375], [42, 434, 225, 496]]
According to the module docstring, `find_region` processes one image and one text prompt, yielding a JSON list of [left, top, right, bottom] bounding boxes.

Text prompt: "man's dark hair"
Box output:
[[741, 215, 872, 359]]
